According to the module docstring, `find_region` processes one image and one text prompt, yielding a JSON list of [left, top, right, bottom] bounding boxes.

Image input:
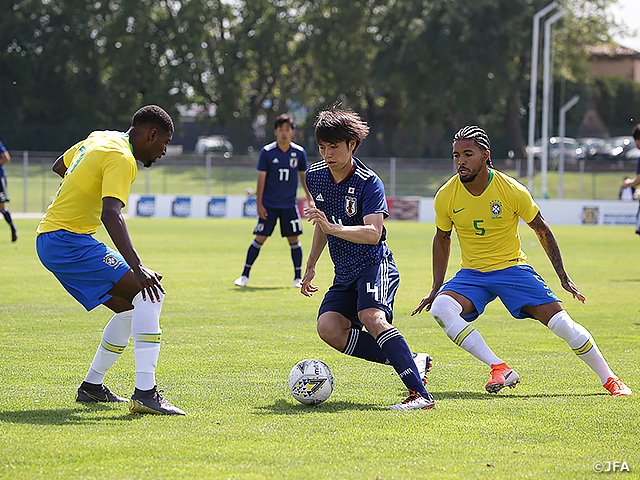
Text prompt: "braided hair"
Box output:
[[453, 125, 493, 168]]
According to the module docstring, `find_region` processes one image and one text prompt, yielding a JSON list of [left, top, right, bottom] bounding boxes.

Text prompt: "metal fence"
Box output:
[[5, 151, 638, 214]]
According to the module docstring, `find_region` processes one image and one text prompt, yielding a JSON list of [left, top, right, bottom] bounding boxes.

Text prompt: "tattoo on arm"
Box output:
[[528, 213, 567, 280], [442, 230, 451, 240]]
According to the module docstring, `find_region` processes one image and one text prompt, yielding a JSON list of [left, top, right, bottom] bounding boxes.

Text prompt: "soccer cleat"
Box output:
[[76, 384, 128, 403], [129, 386, 186, 415], [389, 390, 436, 410], [293, 278, 302, 288], [603, 377, 632, 396], [11, 228, 17, 242], [413, 353, 432, 386], [485, 363, 520, 393], [234, 275, 249, 287]]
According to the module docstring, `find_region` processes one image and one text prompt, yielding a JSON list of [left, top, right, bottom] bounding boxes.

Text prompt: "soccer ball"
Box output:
[[288, 359, 334, 405]]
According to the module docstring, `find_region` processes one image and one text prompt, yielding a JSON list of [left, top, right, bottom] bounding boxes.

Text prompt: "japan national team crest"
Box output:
[[289, 157, 298, 168], [490, 200, 502, 218], [345, 196, 357, 217]]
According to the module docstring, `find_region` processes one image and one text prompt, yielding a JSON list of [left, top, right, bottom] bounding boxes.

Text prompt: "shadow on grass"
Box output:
[[254, 399, 384, 415], [0, 405, 139, 425], [434, 390, 608, 400], [231, 286, 289, 292]]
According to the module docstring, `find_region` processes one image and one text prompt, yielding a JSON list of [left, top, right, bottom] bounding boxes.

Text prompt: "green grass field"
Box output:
[[1, 218, 638, 479]]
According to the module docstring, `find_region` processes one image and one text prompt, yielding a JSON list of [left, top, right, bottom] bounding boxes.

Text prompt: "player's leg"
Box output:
[[523, 302, 632, 396], [358, 308, 434, 410], [36, 232, 133, 403], [281, 206, 304, 286], [235, 210, 276, 286], [107, 270, 186, 414], [430, 272, 519, 393], [0, 178, 17, 241]]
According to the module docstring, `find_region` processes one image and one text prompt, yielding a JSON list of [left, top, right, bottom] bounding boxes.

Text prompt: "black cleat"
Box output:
[[11, 228, 17, 242], [129, 386, 185, 415], [76, 383, 128, 403]]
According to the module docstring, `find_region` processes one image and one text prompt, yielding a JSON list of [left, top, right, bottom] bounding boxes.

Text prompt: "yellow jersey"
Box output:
[[434, 169, 539, 272], [37, 131, 137, 235]]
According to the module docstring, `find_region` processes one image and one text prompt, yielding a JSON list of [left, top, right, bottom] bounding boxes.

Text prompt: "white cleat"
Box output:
[[293, 278, 302, 288], [413, 353, 432, 386], [234, 275, 249, 287], [389, 390, 436, 410]]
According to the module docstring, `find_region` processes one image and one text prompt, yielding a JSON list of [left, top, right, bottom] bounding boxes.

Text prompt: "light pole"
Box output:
[[558, 94, 580, 199], [527, 1, 558, 195], [540, 8, 567, 199]]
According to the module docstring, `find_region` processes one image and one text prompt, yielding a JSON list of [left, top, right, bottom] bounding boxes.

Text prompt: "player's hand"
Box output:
[[561, 277, 586, 304], [411, 290, 438, 316], [134, 265, 165, 302], [304, 207, 332, 234], [300, 267, 319, 297], [257, 204, 268, 220]]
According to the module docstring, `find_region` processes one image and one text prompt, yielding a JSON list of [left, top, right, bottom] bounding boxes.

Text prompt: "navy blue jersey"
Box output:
[[306, 157, 392, 283], [257, 141, 308, 208], [0, 140, 6, 178]]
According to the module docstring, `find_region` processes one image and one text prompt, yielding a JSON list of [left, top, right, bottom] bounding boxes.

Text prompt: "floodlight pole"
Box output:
[[527, 1, 558, 195], [540, 9, 567, 199], [558, 94, 580, 199]]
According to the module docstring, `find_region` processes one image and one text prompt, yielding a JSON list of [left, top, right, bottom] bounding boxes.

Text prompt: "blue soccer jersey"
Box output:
[[257, 141, 308, 208], [306, 157, 392, 283], [0, 140, 6, 178]]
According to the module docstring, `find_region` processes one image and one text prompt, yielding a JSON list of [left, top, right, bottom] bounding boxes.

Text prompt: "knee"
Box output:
[[316, 316, 334, 343], [430, 294, 463, 328]]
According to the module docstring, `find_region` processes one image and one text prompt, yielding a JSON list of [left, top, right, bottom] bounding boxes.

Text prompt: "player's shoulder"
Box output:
[[307, 160, 328, 174], [435, 175, 460, 196], [262, 141, 278, 152], [352, 157, 378, 181], [492, 169, 529, 193], [290, 142, 306, 154]]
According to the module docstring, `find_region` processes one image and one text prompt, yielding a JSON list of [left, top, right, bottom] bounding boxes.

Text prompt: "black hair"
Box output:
[[314, 107, 369, 151], [274, 114, 295, 130], [453, 125, 493, 168], [132, 105, 174, 136]]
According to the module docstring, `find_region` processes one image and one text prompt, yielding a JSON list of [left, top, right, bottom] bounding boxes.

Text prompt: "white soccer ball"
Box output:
[[288, 359, 334, 405]]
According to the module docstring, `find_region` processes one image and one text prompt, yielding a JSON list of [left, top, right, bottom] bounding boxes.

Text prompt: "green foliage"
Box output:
[[0, 0, 628, 154], [0, 218, 638, 479], [592, 75, 640, 135]]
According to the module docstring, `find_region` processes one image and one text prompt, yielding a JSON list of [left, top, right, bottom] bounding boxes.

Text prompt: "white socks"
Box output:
[[84, 309, 133, 384], [547, 310, 614, 384], [132, 291, 164, 390], [430, 294, 503, 367]]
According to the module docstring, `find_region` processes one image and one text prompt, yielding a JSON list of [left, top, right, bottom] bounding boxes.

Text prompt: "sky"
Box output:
[[611, 0, 640, 51]]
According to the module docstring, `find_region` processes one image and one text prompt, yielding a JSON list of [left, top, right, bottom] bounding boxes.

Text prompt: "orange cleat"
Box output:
[[485, 363, 520, 393], [603, 377, 632, 396]]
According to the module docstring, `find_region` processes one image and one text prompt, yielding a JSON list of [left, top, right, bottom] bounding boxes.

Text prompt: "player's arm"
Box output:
[[52, 155, 67, 178], [0, 150, 10, 165], [412, 227, 452, 315], [527, 211, 586, 303], [299, 170, 314, 208], [101, 196, 165, 302], [255, 170, 267, 220], [305, 207, 383, 244], [623, 174, 640, 188], [300, 223, 328, 297]]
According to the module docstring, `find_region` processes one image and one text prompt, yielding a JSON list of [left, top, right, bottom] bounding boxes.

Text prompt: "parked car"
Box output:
[[576, 137, 608, 160], [603, 136, 634, 161], [527, 137, 581, 161], [194, 135, 233, 157]]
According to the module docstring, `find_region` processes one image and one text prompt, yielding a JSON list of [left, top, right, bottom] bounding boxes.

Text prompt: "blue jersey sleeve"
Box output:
[[636, 156, 640, 175], [362, 175, 388, 218], [257, 148, 268, 171], [0, 140, 6, 154], [298, 148, 308, 171]]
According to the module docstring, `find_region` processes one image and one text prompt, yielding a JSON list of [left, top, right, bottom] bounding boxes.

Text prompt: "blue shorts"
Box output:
[[439, 264, 560, 321], [37, 230, 131, 311], [318, 257, 399, 328], [253, 206, 302, 237]]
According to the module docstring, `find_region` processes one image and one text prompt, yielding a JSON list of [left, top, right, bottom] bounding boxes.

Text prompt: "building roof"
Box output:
[[586, 44, 640, 57]]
